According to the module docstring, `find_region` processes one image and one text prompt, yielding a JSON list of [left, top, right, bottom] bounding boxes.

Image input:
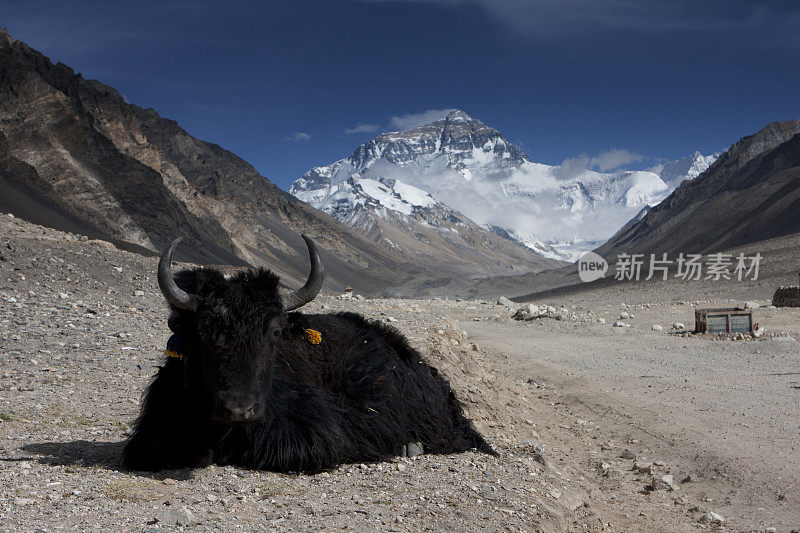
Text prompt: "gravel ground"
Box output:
[[1, 213, 798, 532]]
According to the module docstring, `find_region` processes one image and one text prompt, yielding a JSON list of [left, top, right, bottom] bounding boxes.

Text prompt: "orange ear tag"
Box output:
[[304, 328, 322, 345]]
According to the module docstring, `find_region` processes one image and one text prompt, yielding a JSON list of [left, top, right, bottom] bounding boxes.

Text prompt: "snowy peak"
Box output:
[[343, 109, 528, 175], [291, 109, 718, 262], [293, 175, 439, 220], [652, 151, 720, 187]]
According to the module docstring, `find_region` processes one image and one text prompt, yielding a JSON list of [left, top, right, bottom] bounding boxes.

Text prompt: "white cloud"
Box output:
[[389, 108, 455, 130], [555, 154, 590, 180], [590, 149, 645, 172], [344, 123, 380, 134], [555, 149, 646, 179], [284, 132, 311, 142]]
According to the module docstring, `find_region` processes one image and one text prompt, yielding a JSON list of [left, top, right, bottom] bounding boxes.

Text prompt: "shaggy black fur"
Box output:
[[122, 267, 496, 472]]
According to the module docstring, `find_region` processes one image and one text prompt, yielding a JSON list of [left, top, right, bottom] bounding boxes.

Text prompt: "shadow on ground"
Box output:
[[15, 440, 195, 480]]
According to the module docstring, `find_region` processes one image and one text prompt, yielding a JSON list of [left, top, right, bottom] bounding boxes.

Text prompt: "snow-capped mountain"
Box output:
[[291, 110, 718, 261], [649, 151, 720, 188]]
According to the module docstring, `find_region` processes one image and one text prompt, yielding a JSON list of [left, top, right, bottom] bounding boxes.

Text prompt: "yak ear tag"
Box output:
[[165, 333, 187, 360], [304, 328, 322, 345]]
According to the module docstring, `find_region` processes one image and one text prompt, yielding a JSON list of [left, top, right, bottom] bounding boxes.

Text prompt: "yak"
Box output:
[[122, 234, 495, 472]]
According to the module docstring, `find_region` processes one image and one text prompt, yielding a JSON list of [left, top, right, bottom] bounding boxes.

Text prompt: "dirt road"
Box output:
[[464, 307, 800, 532]]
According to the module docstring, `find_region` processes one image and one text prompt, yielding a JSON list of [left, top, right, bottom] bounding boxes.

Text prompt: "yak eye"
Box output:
[[271, 329, 280, 338]]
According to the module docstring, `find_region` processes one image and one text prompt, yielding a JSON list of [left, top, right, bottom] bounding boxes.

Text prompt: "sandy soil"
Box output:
[[464, 307, 799, 532], [1, 213, 799, 532]]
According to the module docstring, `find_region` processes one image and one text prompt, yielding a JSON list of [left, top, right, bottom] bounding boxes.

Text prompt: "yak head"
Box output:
[[157, 235, 323, 424]]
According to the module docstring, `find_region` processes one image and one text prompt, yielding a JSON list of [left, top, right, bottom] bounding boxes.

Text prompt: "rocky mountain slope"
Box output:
[[291, 173, 559, 279], [292, 111, 717, 261], [0, 30, 557, 295], [597, 118, 800, 258]]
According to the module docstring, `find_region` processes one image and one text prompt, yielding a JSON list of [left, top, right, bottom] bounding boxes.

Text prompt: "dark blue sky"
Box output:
[[3, 0, 799, 189]]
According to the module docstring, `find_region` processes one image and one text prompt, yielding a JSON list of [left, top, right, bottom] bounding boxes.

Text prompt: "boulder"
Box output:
[[650, 474, 674, 491], [697, 512, 725, 525], [497, 296, 514, 307]]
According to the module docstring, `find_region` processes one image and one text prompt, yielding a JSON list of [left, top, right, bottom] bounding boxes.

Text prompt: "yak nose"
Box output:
[[215, 391, 262, 422]]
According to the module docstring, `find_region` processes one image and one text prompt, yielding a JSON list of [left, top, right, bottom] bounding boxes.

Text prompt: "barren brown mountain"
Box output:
[[597, 118, 800, 258], [0, 30, 558, 296]]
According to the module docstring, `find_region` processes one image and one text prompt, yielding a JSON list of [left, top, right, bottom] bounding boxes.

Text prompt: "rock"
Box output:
[[672, 322, 685, 330], [396, 463, 407, 472], [14, 497, 36, 506], [633, 461, 653, 474], [386, 316, 398, 323], [597, 317, 606, 324], [619, 311, 630, 319], [512, 304, 539, 321], [697, 512, 725, 525], [133, 290, 144, 297], [765, 335, 796, 343], [155, 506, 197, 527], [651, 325, 663, 331], [613, 321, 626, 328], [497, 296, 514, 307], [602, 466, 624, 479], [619, 449, 636, 460], [405, 442, 424, 458], [650, 474, 674, 491], [744, 301, 760, 309]]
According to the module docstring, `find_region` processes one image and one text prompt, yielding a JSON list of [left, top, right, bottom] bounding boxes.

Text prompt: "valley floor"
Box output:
[[1, 213, 798, 532]]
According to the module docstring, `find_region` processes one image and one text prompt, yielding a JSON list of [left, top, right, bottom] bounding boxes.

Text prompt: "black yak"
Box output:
[[122, 235, 495, 472]]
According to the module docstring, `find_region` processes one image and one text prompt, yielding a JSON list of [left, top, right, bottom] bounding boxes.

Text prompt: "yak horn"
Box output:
[[157, 237, 199, 312], [281, 234, 324, 311]]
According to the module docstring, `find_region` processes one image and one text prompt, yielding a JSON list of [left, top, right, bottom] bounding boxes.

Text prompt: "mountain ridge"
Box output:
[[596, 118, 800, 258], [0, 30, 423, 294], [292, 110, 719, 261], [0, 30, 561, 296]]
